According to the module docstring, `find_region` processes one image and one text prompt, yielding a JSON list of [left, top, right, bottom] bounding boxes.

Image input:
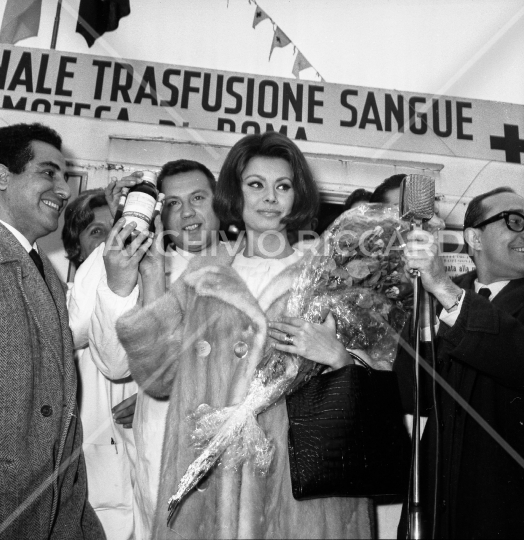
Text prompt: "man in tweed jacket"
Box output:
[[0, 123, 104, 539]]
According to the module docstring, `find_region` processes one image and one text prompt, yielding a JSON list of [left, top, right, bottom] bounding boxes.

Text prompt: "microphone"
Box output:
[[399, 174, 436, 225]]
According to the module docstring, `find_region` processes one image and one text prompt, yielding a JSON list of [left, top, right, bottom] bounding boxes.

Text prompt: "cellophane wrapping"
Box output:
[[167, 204, 412, 520], [287, 202, 412, 377]]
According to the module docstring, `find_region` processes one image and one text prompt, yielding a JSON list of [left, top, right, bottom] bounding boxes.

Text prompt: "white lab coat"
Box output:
[[69, 243, 192, 540], [67, 250, 137, 540]]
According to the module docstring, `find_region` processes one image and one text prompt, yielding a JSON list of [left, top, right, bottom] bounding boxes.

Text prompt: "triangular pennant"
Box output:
[[292, 51, 312, 78], [269, 26, 291, 59], [252, 6, 269, 28]]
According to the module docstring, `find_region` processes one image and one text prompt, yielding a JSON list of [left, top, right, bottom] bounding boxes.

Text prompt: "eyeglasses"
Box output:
[[473, 211, 524, 232]]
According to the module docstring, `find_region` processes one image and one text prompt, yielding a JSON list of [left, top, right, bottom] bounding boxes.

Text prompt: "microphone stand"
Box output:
[[399, 173, 436, 539], [409, 221, 424, 540]]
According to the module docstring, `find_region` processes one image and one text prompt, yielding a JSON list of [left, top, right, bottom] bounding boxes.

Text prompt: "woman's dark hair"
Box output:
[[62, 189, 108, 268], [369, 174, 406, 204], [344, 188, 372, 211], [214, 131, 319, 231], [0, 122, 62, 174], [464, 187, 516, 229], [157, 159, 216, 194]]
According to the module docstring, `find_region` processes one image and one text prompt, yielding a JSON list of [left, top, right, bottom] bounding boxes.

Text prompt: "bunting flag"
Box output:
[[269, 26, 291, 59], [292, 50, 312, 78], [0, 0, 42, 44], [249, 1, 324, 80], [252, 5, 269, 28], [76, 0, 131, 48]]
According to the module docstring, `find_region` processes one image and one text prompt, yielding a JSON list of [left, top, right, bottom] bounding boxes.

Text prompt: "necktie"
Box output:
[[29, 249, 45, 280], [478, 287, 491, 299]]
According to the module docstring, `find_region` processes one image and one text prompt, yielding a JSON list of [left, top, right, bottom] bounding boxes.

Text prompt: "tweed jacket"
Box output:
[[394, 271, 524, 539], [117, 246, 372, 540], [0, 224, 104, 539]]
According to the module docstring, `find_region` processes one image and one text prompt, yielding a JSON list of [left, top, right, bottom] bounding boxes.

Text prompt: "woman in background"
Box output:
[[116, 132, 373, 539], [62, 190, 137, 540]]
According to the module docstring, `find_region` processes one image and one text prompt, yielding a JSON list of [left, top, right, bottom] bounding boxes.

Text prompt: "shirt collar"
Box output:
[[166, 242, 225, 260], [0, 219, 37, 253], [473, 279, 510, 300], [172, 245, 196, 260], [164, 244, 195, 276]]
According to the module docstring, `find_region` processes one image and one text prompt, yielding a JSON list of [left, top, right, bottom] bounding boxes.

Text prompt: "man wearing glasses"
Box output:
[[395, 187, 524, 539]]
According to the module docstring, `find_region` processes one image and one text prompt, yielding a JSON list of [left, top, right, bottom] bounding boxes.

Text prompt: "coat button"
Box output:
[[195, 340, 211, 358], [41, 405, 53, 417], [234, 341, 248, 359]]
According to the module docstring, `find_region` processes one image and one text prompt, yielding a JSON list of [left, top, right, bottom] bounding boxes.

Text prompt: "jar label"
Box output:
[[123, 192, 156, 232]]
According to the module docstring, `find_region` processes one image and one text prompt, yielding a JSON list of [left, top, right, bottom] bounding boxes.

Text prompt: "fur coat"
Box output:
[[117, 245, 373, 539]]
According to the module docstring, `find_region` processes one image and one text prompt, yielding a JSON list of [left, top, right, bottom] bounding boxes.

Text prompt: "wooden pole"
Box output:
[[50, 0, 63, 49]]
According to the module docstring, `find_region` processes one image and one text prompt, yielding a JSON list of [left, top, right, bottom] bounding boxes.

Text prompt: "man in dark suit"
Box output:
[[395, 186, 524, 538], [0, 123, 104, 539]]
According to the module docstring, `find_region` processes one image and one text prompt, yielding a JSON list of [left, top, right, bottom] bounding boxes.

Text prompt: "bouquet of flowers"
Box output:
[[288, 203, 412, 376], [167, 204, 411, 522]]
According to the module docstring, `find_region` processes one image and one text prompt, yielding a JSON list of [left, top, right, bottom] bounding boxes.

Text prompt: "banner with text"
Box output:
[[2, 45, 524, 164]]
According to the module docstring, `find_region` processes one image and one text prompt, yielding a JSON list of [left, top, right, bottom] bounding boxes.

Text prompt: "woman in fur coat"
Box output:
[[116, 132, 374, 539]]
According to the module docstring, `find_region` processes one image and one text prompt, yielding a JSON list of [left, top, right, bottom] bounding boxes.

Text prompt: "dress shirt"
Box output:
[[439, 278, 510, 328], [421, 277, 512, 341]]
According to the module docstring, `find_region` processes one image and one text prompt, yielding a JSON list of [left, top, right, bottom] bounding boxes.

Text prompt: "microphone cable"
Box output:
[[429, 295, 440, 540], [406, 286, 440, 539]]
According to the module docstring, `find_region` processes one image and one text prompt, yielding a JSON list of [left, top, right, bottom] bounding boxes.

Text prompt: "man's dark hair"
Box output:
[[369, 174, 406, 204], [157, 159, 216, 194], [464, 187, 516, 230], [62, 189, 107, 268], [214, 131, 319, 231], [344, 188, 372, 211], [0, 123, 62, 174]]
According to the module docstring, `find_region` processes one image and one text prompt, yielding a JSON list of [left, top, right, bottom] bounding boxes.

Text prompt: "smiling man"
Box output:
[[160, 160, 220, 255], [395, 186, 524, 539], [0, 123, 104, 539], [68, 159, 223, 540]]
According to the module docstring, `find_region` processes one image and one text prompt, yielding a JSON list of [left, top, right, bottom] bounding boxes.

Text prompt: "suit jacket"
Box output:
[[0, 224, 104, 539], [394, 271, 524, 539], [116, 246, 372, 540]]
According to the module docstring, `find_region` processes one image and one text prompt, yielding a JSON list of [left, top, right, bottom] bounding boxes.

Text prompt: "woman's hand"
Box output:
[[268, 312, 353, 370], [104, 173, 143, 217], [103, 218, 153, 297], [112, 393, 137, 429]]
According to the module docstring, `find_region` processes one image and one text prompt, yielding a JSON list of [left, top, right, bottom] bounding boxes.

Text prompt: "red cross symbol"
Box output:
[[490, 124, 524, 164]]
